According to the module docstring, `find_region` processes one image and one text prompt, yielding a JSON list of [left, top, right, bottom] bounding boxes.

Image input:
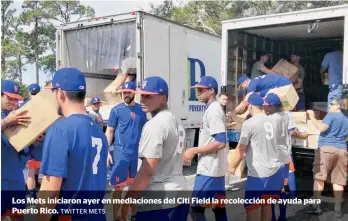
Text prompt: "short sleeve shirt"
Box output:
[[197, 101, 228, 177], [251, 61, 266, 79], [238, 113, 283, 177], [137, 110, 187, 212], [319, 112, 348, 149]]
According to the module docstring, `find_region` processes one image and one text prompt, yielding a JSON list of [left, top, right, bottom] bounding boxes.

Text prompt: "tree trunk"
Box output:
[[18, 55, 22, 84], [35, 16, 39, 84]]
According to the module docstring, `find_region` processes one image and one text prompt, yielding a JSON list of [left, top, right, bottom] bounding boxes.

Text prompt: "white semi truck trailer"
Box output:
[[56, 11, 222, 154]]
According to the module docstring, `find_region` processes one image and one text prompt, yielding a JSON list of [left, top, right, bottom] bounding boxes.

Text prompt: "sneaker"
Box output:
[[303, 204, 322, 214], [335, 209, 342, 218]]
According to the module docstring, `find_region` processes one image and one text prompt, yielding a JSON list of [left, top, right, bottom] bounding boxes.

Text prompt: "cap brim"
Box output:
[[135, 90, 159, 95], [120, 89, 136, 93], [191, 85, 208, 89], [3, 92, 23, 100]]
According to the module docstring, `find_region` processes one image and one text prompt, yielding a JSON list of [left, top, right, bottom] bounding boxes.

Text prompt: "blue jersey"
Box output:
[[40, 114, 108, 216], [1, 112, 41, 184], [107, 103, 147, 159], [247, 74, 292, 97]]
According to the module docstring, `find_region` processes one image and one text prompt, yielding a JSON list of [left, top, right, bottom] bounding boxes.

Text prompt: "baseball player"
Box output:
[[88, 97, 104, 129], [231, 74, 292, 115], [183, 76, 228, 221], [105, 81, 147, 221], [119, 76, 188, 221], [24, 83, 43, 199], [37, 68, 108, 221], [1, 80, 42, 221], [263, 93, 295, 221], [229, 93, 284, 221]]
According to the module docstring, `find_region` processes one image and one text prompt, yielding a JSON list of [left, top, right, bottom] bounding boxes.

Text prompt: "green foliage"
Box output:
[[43, 1, 95, 24], [1, 1, 96, 84], [150, 0, 348, 35]]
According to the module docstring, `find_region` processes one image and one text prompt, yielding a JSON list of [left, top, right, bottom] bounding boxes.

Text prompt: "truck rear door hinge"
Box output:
[[137, 52, 142, 58], [137, 22, 142, 29]]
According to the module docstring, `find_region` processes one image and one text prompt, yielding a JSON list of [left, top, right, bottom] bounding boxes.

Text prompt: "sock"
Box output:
[[28, 189, 37, 199], [271, 204, 277, 221], [190, 206, 207, 221], [212, 207, 228, 221], [35, 174, 40, 188], [287, 172, 296, 198], [279, 192, 287, 221]]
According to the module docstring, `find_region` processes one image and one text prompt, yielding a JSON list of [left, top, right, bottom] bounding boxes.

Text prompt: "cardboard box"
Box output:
[[307, 120, 321, 135], [307, 135, 319, 149], [272, 59, 299, 83], [292, 139, 307, 148], [227, 149, 246, 178], [4, 90, 61, 152], [292, 112, 307, 123], [295, 122, 308, 132], [310, 102, 328, 113], [267, 85, 299, 111]]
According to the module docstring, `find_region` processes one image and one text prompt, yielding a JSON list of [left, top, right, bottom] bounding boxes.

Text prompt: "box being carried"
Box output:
[[267, 84, 299, 111], [227, 149, 246, 178], [272, 59, 299, 83], [3, 89, 61, 152]]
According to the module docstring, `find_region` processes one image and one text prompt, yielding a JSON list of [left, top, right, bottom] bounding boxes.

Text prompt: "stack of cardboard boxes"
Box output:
[[291, 111, 321, 149]]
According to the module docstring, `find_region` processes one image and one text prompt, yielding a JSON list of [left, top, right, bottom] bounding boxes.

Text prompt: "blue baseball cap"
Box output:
[[237, 75, 249, 87], [136, 76, 168, 95], [28, 83, 41, 93], [90, 97, 101, 105], [264, 93, 281, 107], [247, 93, 263, 107], [191, 76, 218, 89], [50, 68, 86, 91], [120, 81, 136, 92], [1, 80, 23, 100]]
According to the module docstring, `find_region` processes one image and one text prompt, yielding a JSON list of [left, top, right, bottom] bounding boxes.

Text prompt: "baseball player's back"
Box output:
[[267, 112, 292, 165], [41, 114, 108, 214], [137, 109, 187, 212], [240, 113, 282, 177], [247, 74, 292, 97]]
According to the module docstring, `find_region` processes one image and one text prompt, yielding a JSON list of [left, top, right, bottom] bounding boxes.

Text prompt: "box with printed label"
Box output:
[[292, 112, 307, 123], [307, 135, 319, 149], [307, 120, 321, 135], [271, 59, 299, 83], [4, 89, 61, 152], [227, 149, 246, 178], [267, 85, 299, 111]]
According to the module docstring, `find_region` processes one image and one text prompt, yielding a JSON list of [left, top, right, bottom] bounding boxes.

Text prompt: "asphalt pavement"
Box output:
[[22, 164, 348, 221]]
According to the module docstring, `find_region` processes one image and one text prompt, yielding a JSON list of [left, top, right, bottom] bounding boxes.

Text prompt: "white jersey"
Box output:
[[137, 109, 187, 212], [239, 113, 283, 177], [197, 101, 228, 177], [267, 112, 292, 164]]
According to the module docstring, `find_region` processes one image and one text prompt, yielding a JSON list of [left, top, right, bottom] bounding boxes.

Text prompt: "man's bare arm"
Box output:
[[37, 176, 63, 221], [105, 126, 115, 150]]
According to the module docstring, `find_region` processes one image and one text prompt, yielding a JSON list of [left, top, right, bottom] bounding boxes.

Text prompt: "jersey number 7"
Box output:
[[92, 137, 103, 175]]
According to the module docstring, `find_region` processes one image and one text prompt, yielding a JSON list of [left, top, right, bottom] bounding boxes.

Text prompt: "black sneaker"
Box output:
[[335, 209, 342, 218], [304, 204, 322, 214]]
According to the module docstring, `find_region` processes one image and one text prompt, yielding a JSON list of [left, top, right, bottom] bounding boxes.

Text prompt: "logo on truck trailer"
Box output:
[[188, 57, 207, 112]]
